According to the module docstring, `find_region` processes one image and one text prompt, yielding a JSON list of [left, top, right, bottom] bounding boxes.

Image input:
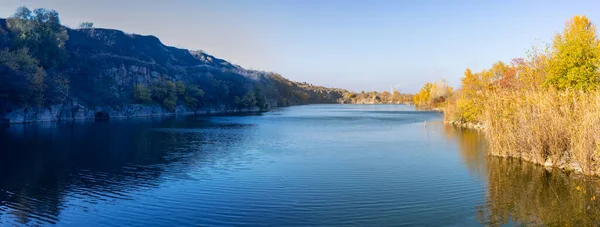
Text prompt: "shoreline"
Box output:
[[1, 102, 413, 126], [1, 104, 266, 125], [444, 121, 598, 177]]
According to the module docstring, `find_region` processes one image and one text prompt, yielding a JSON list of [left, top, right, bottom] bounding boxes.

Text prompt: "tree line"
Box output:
[[340, 90, 413, 104]]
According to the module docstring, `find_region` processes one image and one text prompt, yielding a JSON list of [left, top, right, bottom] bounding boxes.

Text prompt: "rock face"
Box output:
[[4, 102, 262, 124]]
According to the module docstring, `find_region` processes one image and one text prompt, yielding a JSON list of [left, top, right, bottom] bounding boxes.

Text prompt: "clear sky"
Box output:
[[1, 0, 599, 92]]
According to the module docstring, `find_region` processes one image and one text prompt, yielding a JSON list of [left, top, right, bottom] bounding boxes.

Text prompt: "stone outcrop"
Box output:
[[4, 102, 263, 124]]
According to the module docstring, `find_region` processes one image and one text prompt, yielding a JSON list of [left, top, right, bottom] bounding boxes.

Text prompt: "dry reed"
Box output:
[[482, 89, 600, 175]]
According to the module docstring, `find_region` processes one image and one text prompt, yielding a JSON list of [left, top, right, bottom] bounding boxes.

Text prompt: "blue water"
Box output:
[[1, 104, 596, 226]]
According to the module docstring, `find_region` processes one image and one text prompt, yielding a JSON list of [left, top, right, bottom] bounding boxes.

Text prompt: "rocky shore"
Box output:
[[2, 102, 263, 124], [445, 120, 486, 130]]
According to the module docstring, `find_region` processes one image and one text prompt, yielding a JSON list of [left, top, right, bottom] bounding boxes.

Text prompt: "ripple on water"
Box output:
[[0, 105, 502, 226]]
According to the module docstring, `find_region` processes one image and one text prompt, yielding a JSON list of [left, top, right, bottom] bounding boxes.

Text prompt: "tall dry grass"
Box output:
[[482, 89, 600, 175]]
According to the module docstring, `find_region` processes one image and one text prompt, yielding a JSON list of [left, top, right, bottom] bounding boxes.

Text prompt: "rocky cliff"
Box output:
[[0, 13, 348, 124]]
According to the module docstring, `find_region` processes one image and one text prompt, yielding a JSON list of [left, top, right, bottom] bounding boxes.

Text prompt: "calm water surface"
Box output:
[[1, 104, 599, 226]]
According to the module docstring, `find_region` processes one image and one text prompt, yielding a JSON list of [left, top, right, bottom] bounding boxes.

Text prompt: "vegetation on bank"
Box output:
[[417, 15, 600, 175], [0, 7, 347, 118], [339, 90, 413, 104], [0, 7, 69, 109]]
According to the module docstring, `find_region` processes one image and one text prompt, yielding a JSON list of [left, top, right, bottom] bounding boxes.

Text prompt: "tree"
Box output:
[[380, 91, 390, 102], [430, 78, 452, 102], [545, 15, 600, 90], [78, 22, 94, 29], [414, 82, 433, 107], [133, 84, 151, 103], [13, 6, 32, 20], [0, 48, 47, 107], [254, 87, 266, 108], [7, 7, 69, 69], [150, 79, 178, 112], [242, 91, 257, 108], [452, 68, 493, 122], [183, 84, 204, 109], [44, 71, 69, 104], [392, 90, 402, 102]]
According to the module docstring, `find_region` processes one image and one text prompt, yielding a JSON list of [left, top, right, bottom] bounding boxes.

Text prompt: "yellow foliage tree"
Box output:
[[545, 15, 600, 90], [414, 79, 453, 109], [446, 68, 493, 122], [414, 82, 433, 107], [517, 47, 550, 90]]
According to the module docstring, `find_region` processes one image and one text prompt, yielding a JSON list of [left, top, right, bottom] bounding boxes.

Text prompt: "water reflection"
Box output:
[[4, 105, 600, 226], [0, 116, 253, 226], [442, 125, 487, 177], [444, 126, 600, 226]]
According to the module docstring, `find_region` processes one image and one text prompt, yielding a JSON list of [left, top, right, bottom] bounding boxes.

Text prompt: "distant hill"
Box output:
[[0, 8, 348, 123]]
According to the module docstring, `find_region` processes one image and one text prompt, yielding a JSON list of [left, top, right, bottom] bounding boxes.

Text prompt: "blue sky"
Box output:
[[1, 0, 599, 92]]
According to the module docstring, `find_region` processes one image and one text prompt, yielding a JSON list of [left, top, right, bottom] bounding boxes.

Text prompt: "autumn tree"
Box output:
[[545, 15, 600, 90], [414, 78, 454, 108], [430, 78, 453, 103], [448, 68, 493, 122], [380, 91, 390, 102], [392, 90, 404, 102], [517, 47, 550, 90], [414, 82, 433, 107]]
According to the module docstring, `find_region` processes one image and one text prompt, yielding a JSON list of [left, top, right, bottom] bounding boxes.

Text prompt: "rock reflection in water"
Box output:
[[0, 116, 254, 226]]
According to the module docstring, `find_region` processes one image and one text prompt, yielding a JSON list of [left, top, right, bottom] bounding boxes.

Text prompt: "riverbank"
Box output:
[[445, 120, 484, 130], [445, 117, 597, 176], [415, 15, 600, 177]]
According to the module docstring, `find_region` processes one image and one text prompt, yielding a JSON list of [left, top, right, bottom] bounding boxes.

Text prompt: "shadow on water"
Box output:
[[443, 125, 600, 226], [0, 116, 254, 226]]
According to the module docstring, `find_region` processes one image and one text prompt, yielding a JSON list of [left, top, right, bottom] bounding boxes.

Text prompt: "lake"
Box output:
[[1, 104, 599, 226]]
